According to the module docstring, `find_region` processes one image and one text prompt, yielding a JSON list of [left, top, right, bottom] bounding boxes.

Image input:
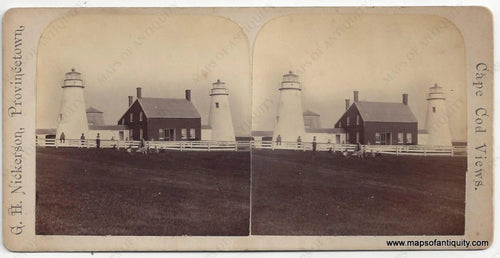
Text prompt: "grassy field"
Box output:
[[36, 148, 250, 236], [251, 150, 466, 236], [37, 147, 466, 236]]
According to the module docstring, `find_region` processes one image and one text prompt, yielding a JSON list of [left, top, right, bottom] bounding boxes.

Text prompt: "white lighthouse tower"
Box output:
[[424, 83, 452, 146], [273, 71, 306, 142], [56, 68, 89, 140], [208, 79, 235, 142]]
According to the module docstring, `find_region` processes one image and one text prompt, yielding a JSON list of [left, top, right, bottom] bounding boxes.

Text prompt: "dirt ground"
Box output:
[[36, 148, 250, 236], [251, 150, 466, 236]]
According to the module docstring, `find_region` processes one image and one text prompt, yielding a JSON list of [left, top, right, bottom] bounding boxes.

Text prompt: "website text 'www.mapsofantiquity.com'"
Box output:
[[386, 239, 489, 248]]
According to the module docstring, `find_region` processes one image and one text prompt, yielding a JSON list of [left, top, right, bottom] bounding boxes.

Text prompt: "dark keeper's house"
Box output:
[[335, 91, 418, 145], [118, 87, 201, 141]]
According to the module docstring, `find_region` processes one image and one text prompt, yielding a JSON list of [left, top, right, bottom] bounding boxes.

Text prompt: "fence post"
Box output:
[[235, 141, 238, 151], [86, 140, 90, 149], [55, 139, 58, 148], [424, 147, 427, 157], [451, 146, 454, 157], [208, 142, 211, 152], [396, 146, 399, 156]]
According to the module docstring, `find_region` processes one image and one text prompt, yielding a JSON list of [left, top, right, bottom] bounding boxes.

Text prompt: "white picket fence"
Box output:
[[252, 141, 467, 157], [36, 138, 252, 152], [36, 138, 466, 156]]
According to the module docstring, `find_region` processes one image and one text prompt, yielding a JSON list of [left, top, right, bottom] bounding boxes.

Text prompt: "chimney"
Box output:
[[345, 99, 350, 110], [136, 87, 142, 99], [128, 96, 133, 107], [353, 90, 359, 102], [185, 89, 191, 101], [402, 93, 408, 105]]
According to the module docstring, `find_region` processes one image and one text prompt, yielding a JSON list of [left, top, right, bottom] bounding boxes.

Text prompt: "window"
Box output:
[[159, 129, 164, 140], [356, 115, 360, 125], [338, 121, 342, 128], [119, 131, 124, 140], [346, 133, 350, 143], [181, 128, 187, 140], [130, 113, 133, 122], [406, 133, 413, 144], [375, 133, 381, 144], [397, 132, 404, 144], [356, 132, 360, 143], [216, 102, 219, 108], [139, 128, 143, 139], [190, 128, 196, 140], [139, 112, 143, 122], [432, 107, 436, 113], [346, 116, 350, 126]]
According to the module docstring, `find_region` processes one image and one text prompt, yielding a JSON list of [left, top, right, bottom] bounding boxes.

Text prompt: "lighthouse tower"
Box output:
[[425, 83, 452, 146], [56, 68, 89, 140], [208, 79, 235, 141], [273, 71, 305, 142]]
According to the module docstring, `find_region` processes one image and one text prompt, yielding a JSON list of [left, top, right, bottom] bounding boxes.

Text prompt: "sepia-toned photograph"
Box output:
[[34, 12, 252, 236], [251, 13, 467, 235]]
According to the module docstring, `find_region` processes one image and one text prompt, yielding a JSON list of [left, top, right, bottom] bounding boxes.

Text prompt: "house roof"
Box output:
[[89, 125, 129, 130], [137, 98, 201, 119], [303, 110, 320, 116], [306, 128, 344, 134], [353, 101, 418, 123], [86, 107, 103, 113]]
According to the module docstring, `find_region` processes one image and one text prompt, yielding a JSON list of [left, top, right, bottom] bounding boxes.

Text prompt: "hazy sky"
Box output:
[[36, 13, 251, 136], [37, 12, 467, 141], [252, 14, 467, 142]]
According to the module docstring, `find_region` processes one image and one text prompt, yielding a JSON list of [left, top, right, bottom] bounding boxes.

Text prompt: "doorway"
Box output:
[[381, 132, 392, 145], [165, 128, 176, 141]]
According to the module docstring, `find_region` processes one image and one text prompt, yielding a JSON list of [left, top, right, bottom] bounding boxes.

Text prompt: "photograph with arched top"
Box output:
[[251, 13, 467, 236], [35, 12, 252, 236]]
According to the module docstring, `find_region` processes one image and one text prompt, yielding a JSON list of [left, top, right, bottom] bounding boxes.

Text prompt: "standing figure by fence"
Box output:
[[297, 136, 302, 150], [356, 142, 364, 158], [80, 133, 86, 148], [96, 133, 101, 149], [59, 132, 65, 143], [139, 138, 148, 154], [312, 136, 317, 152], [276, 134, 282, 146]]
